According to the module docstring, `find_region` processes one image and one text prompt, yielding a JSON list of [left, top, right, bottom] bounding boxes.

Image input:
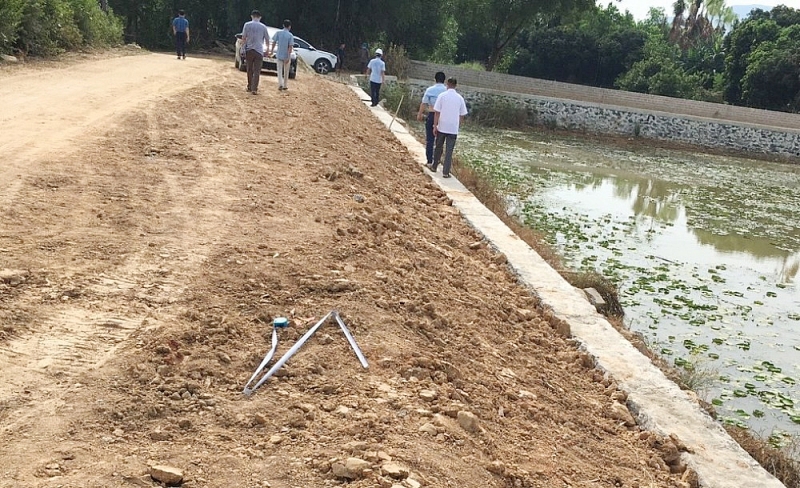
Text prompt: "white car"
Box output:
[[292, 36, 338, 74], [234, 26, 297, 79]]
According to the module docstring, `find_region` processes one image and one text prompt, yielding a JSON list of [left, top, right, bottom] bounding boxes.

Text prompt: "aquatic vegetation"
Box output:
[[460, 128, 800, 436]]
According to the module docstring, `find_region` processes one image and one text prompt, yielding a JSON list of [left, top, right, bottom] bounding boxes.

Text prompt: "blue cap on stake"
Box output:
[[273, 317, 289, 328]]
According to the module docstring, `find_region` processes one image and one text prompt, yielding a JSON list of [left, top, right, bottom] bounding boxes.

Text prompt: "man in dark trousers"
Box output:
[[336, 43, 346, 70], [172, 10, 190, 59], [241, 10, 269, 95], [429, 77, 468, 178], [366, 48, 385, 107], [417, 71, 447, 167]]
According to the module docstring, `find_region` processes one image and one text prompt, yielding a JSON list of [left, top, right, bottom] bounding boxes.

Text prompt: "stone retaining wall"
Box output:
[[404, 78, 800, 158], [409, 60, 800, 132]]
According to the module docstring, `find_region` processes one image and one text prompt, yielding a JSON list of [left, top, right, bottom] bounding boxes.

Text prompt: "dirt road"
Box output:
[[0, 53, 687, 487]]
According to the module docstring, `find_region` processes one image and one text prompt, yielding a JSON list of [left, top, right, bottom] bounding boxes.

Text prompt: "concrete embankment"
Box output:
[[350, 83, 787, 488]]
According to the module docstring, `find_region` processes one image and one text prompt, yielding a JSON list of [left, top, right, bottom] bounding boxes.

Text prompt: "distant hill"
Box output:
[[732, 4, 772, 18]]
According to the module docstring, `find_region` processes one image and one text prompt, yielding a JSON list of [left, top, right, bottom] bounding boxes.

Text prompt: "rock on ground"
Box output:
[[332, 458, 372, 479], [150, 465, 183, 485]]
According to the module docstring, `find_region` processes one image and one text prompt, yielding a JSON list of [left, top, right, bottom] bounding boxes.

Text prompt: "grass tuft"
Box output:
[[469, 98, 532, 129], [725, 426, 800, 487]]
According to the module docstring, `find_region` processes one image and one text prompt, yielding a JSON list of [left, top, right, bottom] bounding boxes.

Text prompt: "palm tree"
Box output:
[[670, 0, 688, 44], [670, 0, 718, 49]]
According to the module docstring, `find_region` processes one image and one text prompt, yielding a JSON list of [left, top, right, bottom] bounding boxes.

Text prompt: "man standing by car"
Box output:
[[417, 71, 446, 167], [269, 19, 294, 91], [359, 43, 369, 74], [172, 10, 189, 60], [366, 48, 385, 107], [241, 10, 269, 95], [429, 77, 468, 178], [336, 43, 346, 70]]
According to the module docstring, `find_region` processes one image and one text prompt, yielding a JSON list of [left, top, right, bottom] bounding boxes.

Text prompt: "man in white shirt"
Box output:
[[366, 48, 386, 107], [428, 77, 468, 178]]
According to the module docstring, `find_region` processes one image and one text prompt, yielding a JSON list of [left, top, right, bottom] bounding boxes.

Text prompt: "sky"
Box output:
[[611, 0, 800, 20]]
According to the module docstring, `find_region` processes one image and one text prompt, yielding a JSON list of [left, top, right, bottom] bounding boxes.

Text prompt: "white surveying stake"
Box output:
[[242, 310, 368, 396]]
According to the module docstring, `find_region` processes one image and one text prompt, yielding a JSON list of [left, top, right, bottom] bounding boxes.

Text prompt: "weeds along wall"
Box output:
[[403, 77, 800, 158]]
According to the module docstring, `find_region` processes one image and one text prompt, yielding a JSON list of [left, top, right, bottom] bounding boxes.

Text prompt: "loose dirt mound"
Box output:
[[0, 55, 688, 487]]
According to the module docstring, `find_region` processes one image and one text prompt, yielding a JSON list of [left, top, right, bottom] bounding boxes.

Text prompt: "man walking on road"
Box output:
[[172, 10, 190, 60], [417, 71, 447, 167], [428, 77, 468, 178], [366, 48, 385, 107], [241, 10, 269, 95], [269, 19, 294, 91]]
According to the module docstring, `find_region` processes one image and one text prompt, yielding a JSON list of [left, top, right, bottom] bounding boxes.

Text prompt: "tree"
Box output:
[[508, 4, 647, 88], [741, 24, 800, 111], [616, 34, 700, 98], [769, 5, 800, 27], [669, 0, 715, 49], [722, 18, 780, 104], [456, 0, 593, 71]]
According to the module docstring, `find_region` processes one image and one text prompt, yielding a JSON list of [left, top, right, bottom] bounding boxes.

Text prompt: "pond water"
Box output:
[[459, 129, 800, 443]]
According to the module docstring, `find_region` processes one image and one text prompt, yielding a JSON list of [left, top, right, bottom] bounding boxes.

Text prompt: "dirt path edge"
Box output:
[[350, 84, 787, 488]]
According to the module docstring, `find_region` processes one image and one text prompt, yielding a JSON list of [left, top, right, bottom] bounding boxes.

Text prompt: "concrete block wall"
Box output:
[[409, 60, 800, 132]]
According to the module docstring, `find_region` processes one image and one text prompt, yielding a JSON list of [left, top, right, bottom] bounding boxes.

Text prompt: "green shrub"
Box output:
[[457, 61, 485, 71], [469, 97, 532, 128], [0, 0, 24, 54], [13, 0, 121, 56], [381, 82, 417, 120], [17, 0, 80, 55], [68, 0, 123, 46], [384, 43, 410, 79]]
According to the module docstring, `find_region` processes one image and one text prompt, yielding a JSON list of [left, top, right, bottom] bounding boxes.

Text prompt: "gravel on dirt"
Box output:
[[0, 52, 690, 487]]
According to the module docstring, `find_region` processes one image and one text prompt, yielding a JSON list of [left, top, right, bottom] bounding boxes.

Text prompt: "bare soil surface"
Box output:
[[0, 53, 688, 487]]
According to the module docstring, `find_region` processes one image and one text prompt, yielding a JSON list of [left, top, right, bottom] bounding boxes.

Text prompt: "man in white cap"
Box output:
[[366, 48, 386, 107]]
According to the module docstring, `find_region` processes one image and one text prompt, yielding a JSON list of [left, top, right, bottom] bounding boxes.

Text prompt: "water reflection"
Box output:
[[461, 129, 800, 435], [558, 170, 798, 274]]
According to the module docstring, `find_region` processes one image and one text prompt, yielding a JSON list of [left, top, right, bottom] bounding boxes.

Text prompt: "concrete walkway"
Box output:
[[349, 84, 786, 488]]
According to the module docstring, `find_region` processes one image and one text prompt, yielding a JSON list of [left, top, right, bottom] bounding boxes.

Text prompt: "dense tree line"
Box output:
[[3, 0, 800, 113], [499, 2, 800, 112], [105, 0, 453, 61]]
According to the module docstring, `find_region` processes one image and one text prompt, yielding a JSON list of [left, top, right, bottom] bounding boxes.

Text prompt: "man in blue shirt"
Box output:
[[241, 10, 269, 95], [366, 48, 386, 107], [171, 10, 189, 60], [417, 71, 446, 166], [269, 19, 294, 91]]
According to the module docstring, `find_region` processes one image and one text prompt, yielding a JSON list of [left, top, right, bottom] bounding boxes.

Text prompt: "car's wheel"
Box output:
[[313, 58, 332, 74], [289, 60, 297, 79], [237, 56, 246, 72]]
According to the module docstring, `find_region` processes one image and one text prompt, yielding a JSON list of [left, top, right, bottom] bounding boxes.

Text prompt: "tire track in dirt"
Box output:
[[0, 64, 244, 483], [0, 53, 218, 205]]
